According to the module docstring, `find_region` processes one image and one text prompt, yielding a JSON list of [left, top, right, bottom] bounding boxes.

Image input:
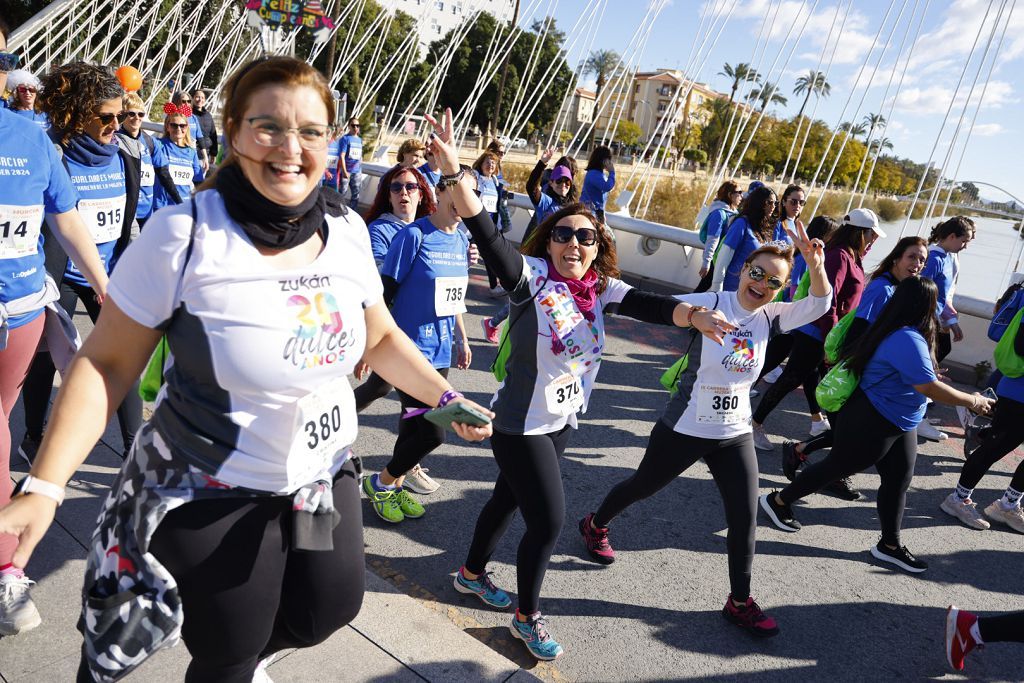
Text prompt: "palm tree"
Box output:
[[747, 81, 788, 113], [862, 112, 887, 143], [840, 121, 867, 138], [719, 62, 760, 103], [584, 49, 621, 102], [869, 136, 894, 154], [792, 69, 831, 119]]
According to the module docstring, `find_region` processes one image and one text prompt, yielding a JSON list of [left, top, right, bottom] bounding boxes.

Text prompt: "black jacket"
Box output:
[[194, 108, 218, 159]]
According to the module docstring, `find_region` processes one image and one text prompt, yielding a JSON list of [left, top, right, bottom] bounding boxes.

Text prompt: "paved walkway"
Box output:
[[2, 269, 1021, 681]]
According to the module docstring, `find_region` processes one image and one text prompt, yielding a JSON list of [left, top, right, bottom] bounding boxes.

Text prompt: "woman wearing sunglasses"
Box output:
[[153, 107, 205, 210], [423, 109, 716, 660], [750, 209, 884, 454], [5, 70, 47, 129], [20, 61, 143, 463], [710, 185, 789, 293], [116, 92, 181, 228], [581, 232, 831, 639]]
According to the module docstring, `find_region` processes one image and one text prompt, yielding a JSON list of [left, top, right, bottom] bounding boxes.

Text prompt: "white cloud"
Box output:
[[891, 80, 1017, 116], [971, 122, 1005, 136]]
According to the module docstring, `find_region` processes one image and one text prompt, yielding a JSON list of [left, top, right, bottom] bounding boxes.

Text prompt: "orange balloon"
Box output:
[[116, 65, 143, 92]]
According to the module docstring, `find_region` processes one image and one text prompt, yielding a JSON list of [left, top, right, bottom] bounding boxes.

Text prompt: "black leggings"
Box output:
[[594, 420, 758, 601], [936, 330, 952, 364], [958, 395, 1024, 492], [979, 610, 1024, 643], [753, 331, 823, 423], [354, 371, 393, 412], [23, 279, 142, 452], [779, 389, 917, 546], [757, 333, 794, 382], [384, 367, 447, 478], [464, 426, 572, 614], [77, 460, 364, 683]]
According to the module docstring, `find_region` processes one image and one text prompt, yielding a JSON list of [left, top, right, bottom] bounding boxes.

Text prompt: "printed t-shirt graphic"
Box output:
[[64, 152, 127, 285], [381, 216, 469, 369], [0, 108, 79, 328], [107, 191, 382, 492]]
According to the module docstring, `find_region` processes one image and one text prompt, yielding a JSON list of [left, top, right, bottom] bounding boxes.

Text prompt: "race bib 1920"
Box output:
[[434, 275, 468, 317], [78, 194, 126, 244], [0, 204, 44, 260], [695, 383, 750, 425], [544, 372, 584, 416], [169, 164, 195, 187]]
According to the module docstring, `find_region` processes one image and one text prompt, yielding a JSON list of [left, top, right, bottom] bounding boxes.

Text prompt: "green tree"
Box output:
[[840, 121, 868, 139], [718, 62, 760, 103], [747, 81, 788, 114], [616, 119, 643, 147], [583, 49, 621, 103], [793, 69, 831, 119]]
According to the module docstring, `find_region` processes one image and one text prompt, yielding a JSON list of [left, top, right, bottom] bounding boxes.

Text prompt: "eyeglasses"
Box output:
[[16, 85, 37, 94], [389, 181, 420, 194], [123, 111, 145, 119], [167, 122, 189, 130], [746, 264, 785, 290], [247, 117, 333, 150], [0, 52, 20, 73], [787, 197, 806, 206], [551, 224, 598, 247], [96, 112, 130, 126]]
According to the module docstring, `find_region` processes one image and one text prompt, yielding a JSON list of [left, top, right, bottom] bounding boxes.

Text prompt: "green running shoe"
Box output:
[[363, 476, 404, 523], [395, 488, 425, 518]]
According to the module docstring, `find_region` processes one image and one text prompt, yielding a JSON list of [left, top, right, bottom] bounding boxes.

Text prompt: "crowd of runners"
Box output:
[[0, 22, 1019, 680]]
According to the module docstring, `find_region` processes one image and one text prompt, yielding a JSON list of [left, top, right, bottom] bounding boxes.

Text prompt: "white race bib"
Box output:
[[78, 194, 126, 243], [169, 163, 194, 187], [290, 377, 357, 481], [347, 145, 361, 160], [481, 192, 498, 213], [140, 161, 155, 188], [695, 383, 750, 425], [545, 373, 584, 416], [0, 204, 44, 260], [434, 275, 468, 316]]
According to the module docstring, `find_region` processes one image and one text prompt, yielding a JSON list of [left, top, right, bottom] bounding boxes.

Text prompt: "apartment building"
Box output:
[[377, 0, 515, 53], [553, 86, 596, 136]]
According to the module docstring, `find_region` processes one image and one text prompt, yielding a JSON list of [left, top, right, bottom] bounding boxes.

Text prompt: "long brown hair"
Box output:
[[843, 276, 938, 376], [521, 203, 619, 293], [869, 236, 928, 281]]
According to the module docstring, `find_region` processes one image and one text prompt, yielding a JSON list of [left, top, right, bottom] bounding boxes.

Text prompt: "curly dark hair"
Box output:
[[39, 62, 124, 146], [521, 203, 620, 293], [737, 185, 779, 243], [363, 165, 436, 224]]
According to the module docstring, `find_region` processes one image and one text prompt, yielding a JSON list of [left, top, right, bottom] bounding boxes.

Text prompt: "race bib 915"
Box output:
[[78, 195, 126, 244]]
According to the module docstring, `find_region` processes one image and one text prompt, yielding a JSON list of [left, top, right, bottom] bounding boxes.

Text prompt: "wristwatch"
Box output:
[[12, 475, 65, 506]]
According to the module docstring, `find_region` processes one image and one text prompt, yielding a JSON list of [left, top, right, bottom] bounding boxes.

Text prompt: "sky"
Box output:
[[528, 0, 1023, 203]]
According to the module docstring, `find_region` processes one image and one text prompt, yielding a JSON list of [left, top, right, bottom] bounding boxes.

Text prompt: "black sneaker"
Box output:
[[17, 434, 42, 466], [781, 441, 804, 481], [759, 492, 801, 532], [870, 540, 928, 573], [823, 476, 864, 501]]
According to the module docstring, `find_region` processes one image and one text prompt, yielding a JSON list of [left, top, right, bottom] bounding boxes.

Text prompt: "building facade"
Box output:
[[552, 86, 596, 138], [378, 0, 515, 53]]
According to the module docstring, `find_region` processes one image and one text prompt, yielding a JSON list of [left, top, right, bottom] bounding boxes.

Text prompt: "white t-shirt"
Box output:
[[108, 190, 382, 492], [662, 289, 832, 440]]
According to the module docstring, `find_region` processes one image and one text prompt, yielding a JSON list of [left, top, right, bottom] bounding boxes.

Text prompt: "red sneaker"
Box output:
[[946, 605, 981, 671], [722, 595, 779, 637], [578, 513, 615, 564], [481, 318, 501, 344]]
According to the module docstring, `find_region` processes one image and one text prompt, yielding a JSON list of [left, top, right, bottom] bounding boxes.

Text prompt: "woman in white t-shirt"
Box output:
[[580, 235, 832, 639], [0, 57, 493, 682]]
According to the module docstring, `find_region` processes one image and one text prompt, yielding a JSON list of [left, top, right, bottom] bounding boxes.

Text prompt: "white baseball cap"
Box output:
[[843, 208, 886, 237]]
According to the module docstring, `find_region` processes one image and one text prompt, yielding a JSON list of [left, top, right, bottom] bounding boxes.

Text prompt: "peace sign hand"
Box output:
[[785, 219, 825, 270], [423, 108, 460, 175], [540, 148, 554, 164]]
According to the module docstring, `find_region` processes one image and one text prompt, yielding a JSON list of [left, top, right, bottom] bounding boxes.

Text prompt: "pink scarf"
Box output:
[[545, 261, 599, 355]]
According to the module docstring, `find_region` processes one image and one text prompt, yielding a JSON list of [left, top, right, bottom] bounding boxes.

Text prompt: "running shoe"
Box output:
[[870, 540, 928, 573], [395, 488, 425, 519], [0, 571, 42, 636], [808, 417, 831, 438], [984, 500, 1024, 533], [722, 595, 779, 638], [781, 441, 804, 481], [763, 365, 784, 384], [403, 464, 440, 494], [510, 612, 563, 660], [752, 424, 773, 451], [940, 493, 990, 530], [578, 513, 615, 564], [453, 567, 512, 609], [480, 317, 501, 344], [917, 420, 948, 442], [759, 492, 801, 532], [16, 434, 41, 467], [489, 285, 507, 298], [823, 476, 863, 501], [945, 605, 981, 671], [362, 476, 404, 523]]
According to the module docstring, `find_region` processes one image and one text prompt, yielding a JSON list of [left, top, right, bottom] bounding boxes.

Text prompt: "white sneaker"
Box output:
[[940, 493, 990, 530], [984, 500, 1024, 533], [763, 366, 784, 384], [489, 285, 507, 298], [403, 464, 440, 495], [752, 424, 774, 451], [808, 417, 831, 438], [917, 420, 948, 441], [0, 572, 42, 636], [252, 653, 276, 683]]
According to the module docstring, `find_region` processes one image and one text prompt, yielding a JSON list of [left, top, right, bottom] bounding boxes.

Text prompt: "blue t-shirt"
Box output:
[[338, 134, 362, 174], [63, 152, 127, 286], [703, 206, 735, 244], [133, 132, 165, 221], [381, 216, 469, 369], [921, 247, 954, 318], [11, 108, 49, 130], [721, 217, 791, 292], [533, 192, 559, 224], [855, 273, 897, 324], [580, 168, 615, 212], [323, 138, 341, 188], [418, 163, 440, 187], [367, 214, 407, 268], [188, 114, 204, 146], [0, 109, 79, 327], [154, 139, 203, 210], [475, 172, 500, 217], [860, 326, 937, 431]]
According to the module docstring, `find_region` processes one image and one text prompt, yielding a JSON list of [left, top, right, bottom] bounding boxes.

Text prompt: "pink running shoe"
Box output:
[[722, 595, 779, 638], [578, 513, 615, 564], [481, 317, 501, 344], [946, 605, 981, 671]]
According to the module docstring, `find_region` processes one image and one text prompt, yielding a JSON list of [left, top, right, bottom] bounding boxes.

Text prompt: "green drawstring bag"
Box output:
[[659, 350, 691, 395], [815, 360, 859, 413], [824, 309, 858, 365], [994, 306, 1024, 378], [139, 337, 170, 401], [793, 270, 811, 301]]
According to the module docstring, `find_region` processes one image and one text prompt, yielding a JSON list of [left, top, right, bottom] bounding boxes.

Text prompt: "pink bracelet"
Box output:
[[438, 390, 463, 407]]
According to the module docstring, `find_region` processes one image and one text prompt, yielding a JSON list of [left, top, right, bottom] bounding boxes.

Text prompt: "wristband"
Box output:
[[438, 389, 463, 408], [437, 168, 465, 189], [687, 306, 708, 328], [12, 475, 65, 506]]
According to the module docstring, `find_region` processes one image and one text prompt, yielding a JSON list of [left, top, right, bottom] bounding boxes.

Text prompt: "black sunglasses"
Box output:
[[96, 112, 130, 125], [746, 264, 785, 290], [389, 181, 420, 194], [167, 122, 189, 130], [551, 225, 598, 247]]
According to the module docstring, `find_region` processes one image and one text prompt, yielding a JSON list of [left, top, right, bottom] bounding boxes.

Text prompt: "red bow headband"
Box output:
[[164, 102, 192, 118]]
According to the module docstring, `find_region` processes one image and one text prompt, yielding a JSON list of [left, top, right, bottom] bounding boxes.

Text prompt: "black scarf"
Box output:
[[216, 163, 327, 249]]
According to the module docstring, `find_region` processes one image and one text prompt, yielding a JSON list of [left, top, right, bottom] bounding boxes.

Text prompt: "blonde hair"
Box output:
[[164, 114, 194, 147], [397, 138, 425, 164], [122, 92, 145, 112]]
